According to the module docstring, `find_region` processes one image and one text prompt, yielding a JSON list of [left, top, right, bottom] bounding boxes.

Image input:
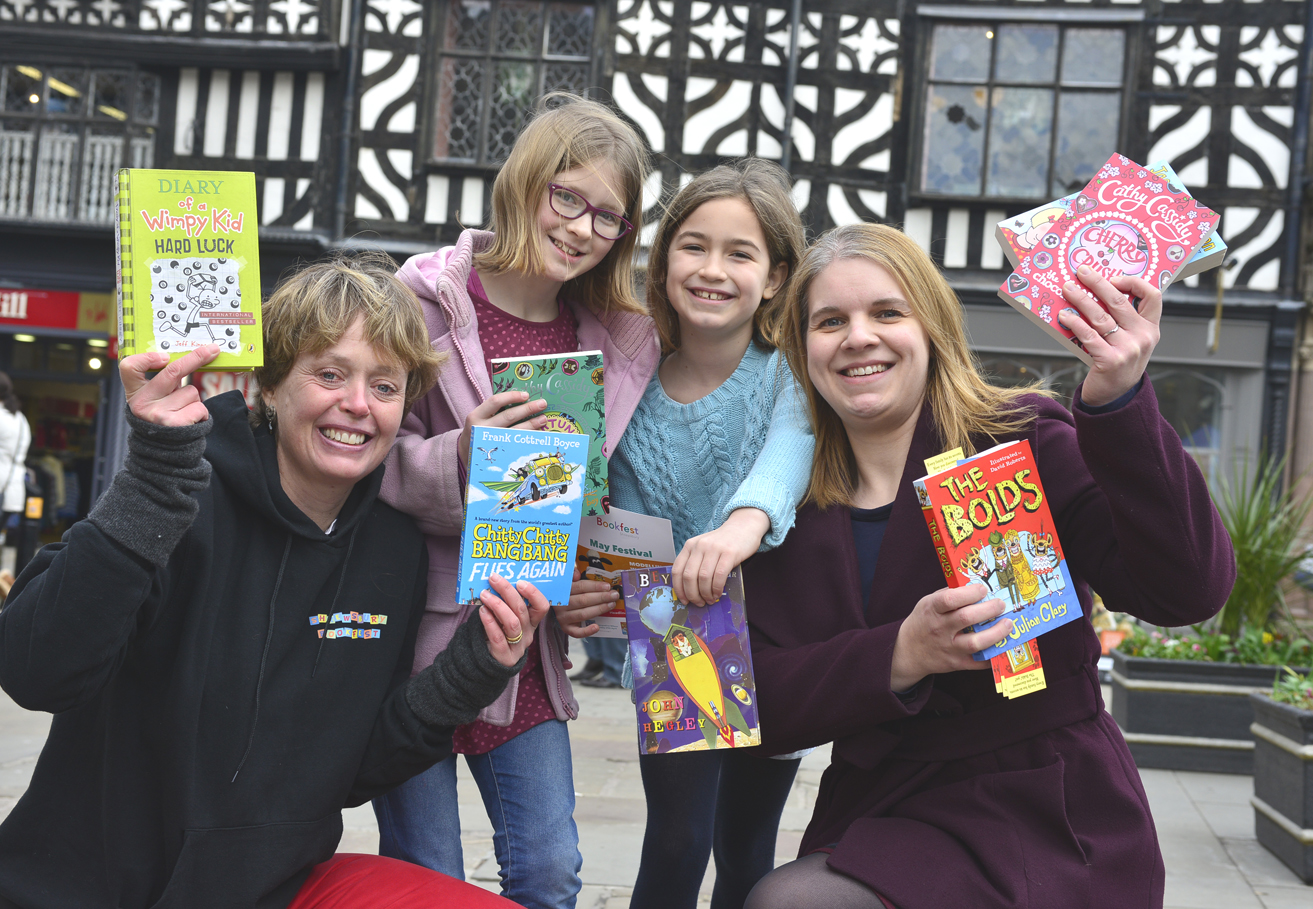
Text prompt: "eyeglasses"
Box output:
[[547, 183, 633, 240]]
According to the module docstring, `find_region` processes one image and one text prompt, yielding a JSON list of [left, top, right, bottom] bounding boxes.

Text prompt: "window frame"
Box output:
[[425, 0, 603, 169], [910, 7, 1141, 206], [0, 61, 161, 224]]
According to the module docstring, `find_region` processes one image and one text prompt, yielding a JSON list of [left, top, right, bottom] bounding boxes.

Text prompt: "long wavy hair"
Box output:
[[779, 223, 1048, 509]]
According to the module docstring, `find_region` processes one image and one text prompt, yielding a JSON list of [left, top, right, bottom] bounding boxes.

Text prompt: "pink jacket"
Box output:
[[382, 230, 660, 725]]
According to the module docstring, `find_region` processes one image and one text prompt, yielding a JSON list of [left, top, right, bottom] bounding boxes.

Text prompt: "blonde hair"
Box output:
[[779, 223, 1047, 509], [646, 158, 805, 354], [475, 93, 648, 317], [253, 253, 444, 426]]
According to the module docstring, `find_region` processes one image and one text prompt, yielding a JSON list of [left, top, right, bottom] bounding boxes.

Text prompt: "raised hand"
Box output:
[[480, 574, 550, 667], [121, 345, 221, 426], [889, 583, 1014, 692], [1056, 265, 1162, 407], [458, 391, 548, 472]]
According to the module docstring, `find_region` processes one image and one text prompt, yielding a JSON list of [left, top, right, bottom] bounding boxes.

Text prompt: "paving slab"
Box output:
[[0, 670, 1308, 907]]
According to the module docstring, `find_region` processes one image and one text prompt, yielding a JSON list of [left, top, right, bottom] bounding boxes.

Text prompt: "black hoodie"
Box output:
[[0, 392, 518, 908]]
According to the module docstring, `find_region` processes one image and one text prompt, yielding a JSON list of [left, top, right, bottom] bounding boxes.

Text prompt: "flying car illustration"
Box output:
[[481, 452, 578, 512]]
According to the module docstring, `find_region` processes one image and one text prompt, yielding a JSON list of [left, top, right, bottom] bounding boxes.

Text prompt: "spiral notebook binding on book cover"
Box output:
[[115, 169, 134, 354]]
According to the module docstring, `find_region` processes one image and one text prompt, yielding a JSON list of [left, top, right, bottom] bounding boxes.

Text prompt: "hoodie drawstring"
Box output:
[[232, 536, 292, 783], [311, 525, 359, 679]]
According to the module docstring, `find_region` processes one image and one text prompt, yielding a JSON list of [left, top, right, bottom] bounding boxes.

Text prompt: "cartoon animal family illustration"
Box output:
[[957, 527, 1065, 611]]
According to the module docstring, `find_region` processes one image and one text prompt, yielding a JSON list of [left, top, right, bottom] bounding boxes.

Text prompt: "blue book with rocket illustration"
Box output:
[[456, 425, 590, 609]]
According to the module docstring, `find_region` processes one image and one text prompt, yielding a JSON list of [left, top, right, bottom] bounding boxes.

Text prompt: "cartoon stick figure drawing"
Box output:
[[160, 273, 221, 344]]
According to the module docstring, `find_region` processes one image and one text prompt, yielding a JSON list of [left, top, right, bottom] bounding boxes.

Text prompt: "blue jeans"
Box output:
[[582, 635, 627, 685], [373, 719, 582, 909]]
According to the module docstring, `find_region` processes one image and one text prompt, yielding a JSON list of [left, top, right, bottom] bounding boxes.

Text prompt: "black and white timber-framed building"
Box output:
[[0, 0, 1311, 502]]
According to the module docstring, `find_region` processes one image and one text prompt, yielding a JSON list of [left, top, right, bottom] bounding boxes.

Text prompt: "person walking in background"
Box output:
[[0, 373, 31, 560]]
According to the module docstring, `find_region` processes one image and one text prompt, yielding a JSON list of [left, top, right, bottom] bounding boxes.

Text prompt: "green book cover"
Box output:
[[490, 351, 607, 516], [115, 168, 263, 370]]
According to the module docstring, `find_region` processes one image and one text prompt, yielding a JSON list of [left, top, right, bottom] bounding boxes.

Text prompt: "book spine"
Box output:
[[115, 169, 133, 357], [916, 482, 960, 588]]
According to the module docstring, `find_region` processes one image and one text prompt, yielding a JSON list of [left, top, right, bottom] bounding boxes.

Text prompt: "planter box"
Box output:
[[1109, 650, 1304, 774], [1250, 693, 1313, 883]]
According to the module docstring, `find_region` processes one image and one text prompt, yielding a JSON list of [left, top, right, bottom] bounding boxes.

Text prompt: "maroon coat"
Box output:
[[744, 380, 1234, 909]]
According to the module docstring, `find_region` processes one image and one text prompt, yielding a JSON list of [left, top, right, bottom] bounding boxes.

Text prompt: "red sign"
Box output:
[[0, 288, 80, 330]]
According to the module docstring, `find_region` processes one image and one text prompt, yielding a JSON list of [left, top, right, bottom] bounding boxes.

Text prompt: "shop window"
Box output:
[[919, 22, 1126, 199], [0, 63, 159, 223], [432, 1, 596, 164], [980, 355, 1227, 482]]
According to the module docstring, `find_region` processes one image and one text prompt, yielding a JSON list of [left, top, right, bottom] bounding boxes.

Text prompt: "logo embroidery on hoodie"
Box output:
[[308, 612, 388, 639]]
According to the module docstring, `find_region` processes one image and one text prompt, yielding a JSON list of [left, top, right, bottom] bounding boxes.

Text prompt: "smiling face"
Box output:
[[663, 196, 787, 346], [536, 162, 624, 284], [805, 257, 931, 440], [263, 317, 407, 517]]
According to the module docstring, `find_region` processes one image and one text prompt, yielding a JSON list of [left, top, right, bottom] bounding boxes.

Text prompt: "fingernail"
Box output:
[[1064, 281, 1078, 293], [1078, 265, 1092, 277], [1062, 307, 1079, 316]]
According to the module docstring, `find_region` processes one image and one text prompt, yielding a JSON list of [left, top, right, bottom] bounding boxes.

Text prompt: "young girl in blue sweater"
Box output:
[[572, 159, 812, 909]]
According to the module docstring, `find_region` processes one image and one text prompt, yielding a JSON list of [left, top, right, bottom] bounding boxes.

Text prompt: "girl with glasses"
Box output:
[[370, 94, 658, 909]]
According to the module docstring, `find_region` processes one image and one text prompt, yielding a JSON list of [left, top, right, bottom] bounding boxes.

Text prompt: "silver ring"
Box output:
[[1102, 324, 1120, 338], [505, 631, 524, 645]]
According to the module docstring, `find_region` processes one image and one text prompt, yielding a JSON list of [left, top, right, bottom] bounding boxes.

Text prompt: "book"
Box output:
[[574, 507, 676, 638], [912, 439, 1081, 662], [491, 352, 608, 516], [115, 169, 262, 370], [457, 425, 590, 609], [996, 153, 1222, 365], [621, 566, 761, 754], [996, 160, 1227, 282]]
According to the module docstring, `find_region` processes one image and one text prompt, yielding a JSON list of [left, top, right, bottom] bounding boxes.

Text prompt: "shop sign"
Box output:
[[197, 371, 259, 408], [0, 288, 116, 337]]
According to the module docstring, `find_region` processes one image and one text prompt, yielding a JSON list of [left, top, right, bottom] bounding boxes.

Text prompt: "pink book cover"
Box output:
[[996, 153, 1221, 365]]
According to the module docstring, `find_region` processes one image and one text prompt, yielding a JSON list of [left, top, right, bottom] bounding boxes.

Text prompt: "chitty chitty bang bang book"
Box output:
[[621, 567, 760, 755], [115, 169, 262, 370], [913, 440, 1080, 663], [997, 153, 1221, 365], [457, 426, 589, 609], [491, 351, 608, 517]]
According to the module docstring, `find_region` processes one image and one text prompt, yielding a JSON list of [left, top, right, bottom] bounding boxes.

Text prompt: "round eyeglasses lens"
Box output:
[[551, 188, 586, 218]]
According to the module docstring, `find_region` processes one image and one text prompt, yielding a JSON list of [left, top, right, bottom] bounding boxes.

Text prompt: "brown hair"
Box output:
[[475, 93, 648, 317], [252, 253, 444, 427], [780, 223, 1047, 509], [646, 158, 806, 354]]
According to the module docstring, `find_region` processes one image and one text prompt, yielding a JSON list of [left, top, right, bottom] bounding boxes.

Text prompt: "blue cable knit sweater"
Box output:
[[609, 342, 815, 551]]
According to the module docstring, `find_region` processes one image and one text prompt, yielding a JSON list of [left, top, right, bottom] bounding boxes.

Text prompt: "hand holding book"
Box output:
[[889, 582, 1014, 691], [457, 390, 548, 473], [1054, 265, 1162, 407], [479, 573, 551, 666], [122, 343, 221, 426], [671, 507, 771, 606]]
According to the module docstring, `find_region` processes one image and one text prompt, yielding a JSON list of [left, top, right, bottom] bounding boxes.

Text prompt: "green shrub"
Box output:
[[1119, 624, 1312, 666], [1270, 666, 1313, 712]]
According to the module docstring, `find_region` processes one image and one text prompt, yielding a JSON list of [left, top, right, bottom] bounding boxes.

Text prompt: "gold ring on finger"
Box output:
[[505, 631, 524, 644]]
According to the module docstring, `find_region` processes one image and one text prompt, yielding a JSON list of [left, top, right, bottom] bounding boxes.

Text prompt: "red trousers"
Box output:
[[288, 854, 521, 908]]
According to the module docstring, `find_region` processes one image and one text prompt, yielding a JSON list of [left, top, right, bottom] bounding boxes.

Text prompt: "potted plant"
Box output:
[[1250, 668, 1313, 883], [1110, 455, 1313, 773]]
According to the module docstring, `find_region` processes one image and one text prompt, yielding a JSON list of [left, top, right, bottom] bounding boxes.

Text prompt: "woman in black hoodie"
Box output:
[[0, 258, 541, 908]]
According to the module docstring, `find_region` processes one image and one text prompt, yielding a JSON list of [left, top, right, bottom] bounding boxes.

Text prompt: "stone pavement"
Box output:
[[0, 683, 1309, 906]]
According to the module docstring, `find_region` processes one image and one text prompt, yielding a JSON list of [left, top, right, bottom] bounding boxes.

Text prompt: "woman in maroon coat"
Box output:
[[742, 224, 1234, 909]]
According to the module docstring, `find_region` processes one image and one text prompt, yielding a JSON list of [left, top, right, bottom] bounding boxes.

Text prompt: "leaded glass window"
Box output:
[[433, 1, 596, 164], [920, 23, 1126, 199], [0, 63, 159, 223]]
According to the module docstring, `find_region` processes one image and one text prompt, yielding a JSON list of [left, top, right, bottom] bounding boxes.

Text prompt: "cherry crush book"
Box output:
[[997, 153, 1222, 365], [995, 160, 1227, 282]]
